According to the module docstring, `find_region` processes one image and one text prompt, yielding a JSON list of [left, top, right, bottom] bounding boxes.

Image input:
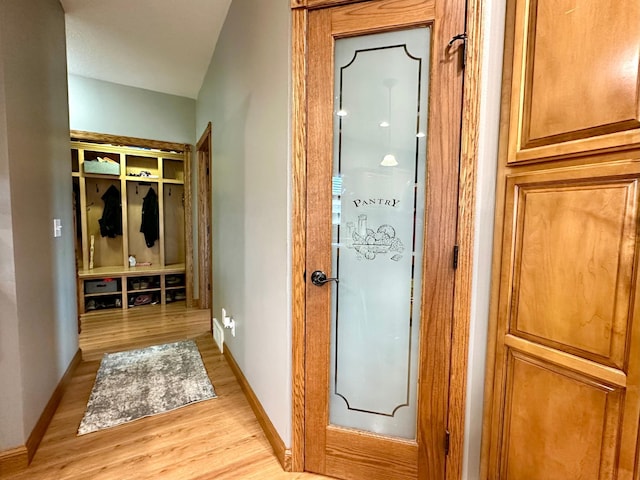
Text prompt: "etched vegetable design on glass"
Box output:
[[346, 214, 404, 261]]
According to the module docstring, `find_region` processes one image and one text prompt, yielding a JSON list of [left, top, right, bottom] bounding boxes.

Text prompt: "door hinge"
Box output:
[[453, 245, 459, 270], [445, 430, 451, 456], [448, 32, 468, 69]]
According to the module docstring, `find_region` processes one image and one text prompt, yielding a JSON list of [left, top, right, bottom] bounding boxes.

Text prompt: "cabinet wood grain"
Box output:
[[482, 1, 640, 478]]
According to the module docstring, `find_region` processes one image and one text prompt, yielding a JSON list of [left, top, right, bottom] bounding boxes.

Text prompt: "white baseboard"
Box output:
[[212, 318, 224, 353]]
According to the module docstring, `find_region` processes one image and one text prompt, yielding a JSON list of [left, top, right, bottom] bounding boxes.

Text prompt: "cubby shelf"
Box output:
[[71, 133, 192, 314]]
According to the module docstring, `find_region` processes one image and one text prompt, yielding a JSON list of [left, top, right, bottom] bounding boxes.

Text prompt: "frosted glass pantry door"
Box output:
[[304, 3, 465, 478], [328, 27, 430, 439]]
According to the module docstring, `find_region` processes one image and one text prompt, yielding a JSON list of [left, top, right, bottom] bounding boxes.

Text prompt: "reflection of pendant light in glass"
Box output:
[[381, 154, 398, 167], [380, 78, 398, 167]]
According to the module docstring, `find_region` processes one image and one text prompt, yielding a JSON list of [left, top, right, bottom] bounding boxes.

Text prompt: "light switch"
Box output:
[[53, 218, 62, 238]]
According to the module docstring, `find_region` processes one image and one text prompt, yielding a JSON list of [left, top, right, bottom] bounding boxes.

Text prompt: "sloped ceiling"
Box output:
[[61, 0, 232, 99]]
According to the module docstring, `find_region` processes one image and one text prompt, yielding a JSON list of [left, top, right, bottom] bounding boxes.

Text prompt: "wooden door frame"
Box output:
[[290, 0, 485, 477], [196, 123, 213, 311]]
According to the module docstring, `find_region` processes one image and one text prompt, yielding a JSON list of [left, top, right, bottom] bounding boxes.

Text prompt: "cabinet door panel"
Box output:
[[508, 0, 640, 163], [510, 177, 638, 368], [501, 351, 623, 480], [486, 162, 640, 479]]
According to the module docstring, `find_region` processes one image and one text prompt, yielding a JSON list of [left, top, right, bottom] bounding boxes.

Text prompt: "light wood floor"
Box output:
[[11, 305, 326, 479]]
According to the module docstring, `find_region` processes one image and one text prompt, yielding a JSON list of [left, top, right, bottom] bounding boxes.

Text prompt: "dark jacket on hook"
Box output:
[[99, 185, 122, 238], [141, 187, 159, 248]]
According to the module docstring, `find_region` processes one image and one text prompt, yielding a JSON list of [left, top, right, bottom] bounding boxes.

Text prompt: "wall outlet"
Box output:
[[221, 307, 236, 337]]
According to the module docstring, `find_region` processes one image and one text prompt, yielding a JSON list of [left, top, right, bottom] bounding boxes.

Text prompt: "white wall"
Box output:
[[463, 1, 506, 478], [0, 0, 77, 449], [196, 0, 292, 445], [0, 13, 24, 447], [68, 75, 196, 145]]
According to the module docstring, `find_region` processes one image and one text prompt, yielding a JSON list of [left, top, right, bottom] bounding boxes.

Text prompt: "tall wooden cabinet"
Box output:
[[482, 1, 640, 479], [71, 131, 192, 314]]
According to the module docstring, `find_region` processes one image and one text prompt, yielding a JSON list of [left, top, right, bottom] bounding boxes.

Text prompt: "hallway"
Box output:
[[9, 306, 325, 479]]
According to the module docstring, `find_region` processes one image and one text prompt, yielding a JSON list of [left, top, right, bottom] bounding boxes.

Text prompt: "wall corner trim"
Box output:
[[223, 347, 291, 471]]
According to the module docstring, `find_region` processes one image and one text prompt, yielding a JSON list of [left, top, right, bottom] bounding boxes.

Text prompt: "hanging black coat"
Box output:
[[141, 187, 159, 248], [99, 185, 122, 238]]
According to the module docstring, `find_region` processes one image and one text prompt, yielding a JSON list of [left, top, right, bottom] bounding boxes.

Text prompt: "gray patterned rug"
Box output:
[[78, 340, 216, 435]]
